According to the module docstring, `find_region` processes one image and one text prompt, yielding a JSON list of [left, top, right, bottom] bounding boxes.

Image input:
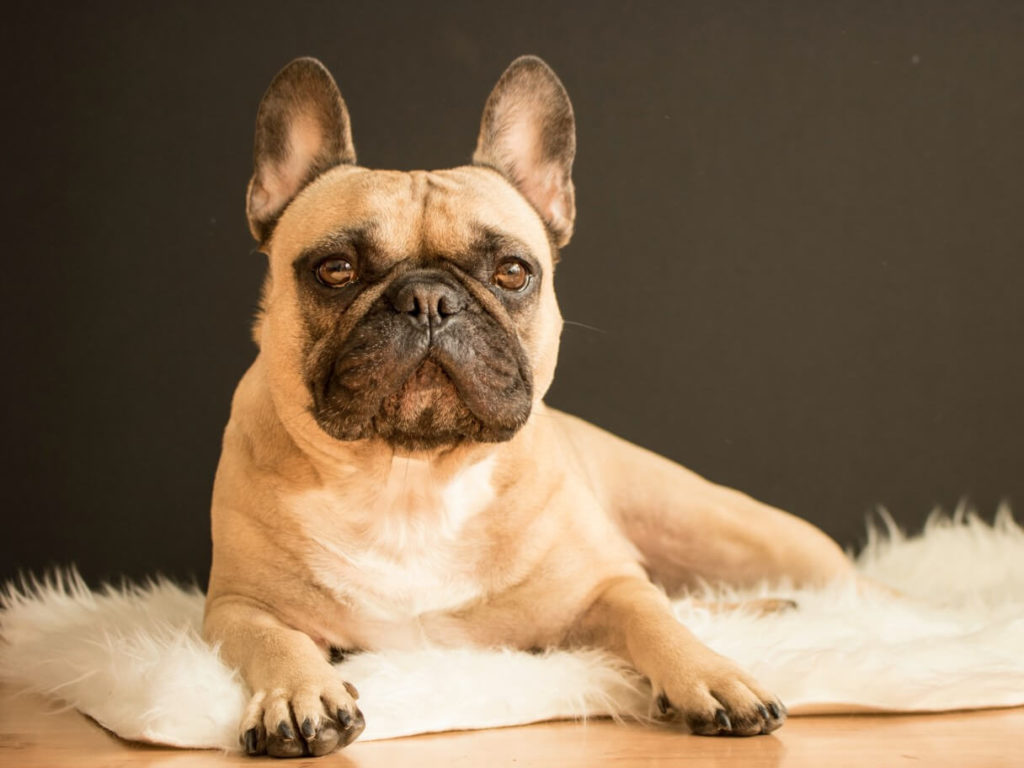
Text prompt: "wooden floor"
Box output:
[[2, 688, 1022, 768]]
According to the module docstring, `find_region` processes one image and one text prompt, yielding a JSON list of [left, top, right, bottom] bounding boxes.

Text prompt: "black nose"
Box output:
[[388, 272, 466, 333]]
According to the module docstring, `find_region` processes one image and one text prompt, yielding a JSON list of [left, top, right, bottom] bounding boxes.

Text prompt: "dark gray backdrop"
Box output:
[[2, 1, 1021, 588]]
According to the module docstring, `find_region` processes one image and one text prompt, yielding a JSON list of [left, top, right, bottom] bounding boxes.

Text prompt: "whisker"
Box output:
[[562, 319, 607, 334]]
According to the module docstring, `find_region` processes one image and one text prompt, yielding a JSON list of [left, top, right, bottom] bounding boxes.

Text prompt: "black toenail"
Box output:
[[715, 709, 731, 730], [278, 721, 294, 739], [243, 727, 259, 754], [656, 693, 671, 715], [768, 702, 781, 719], [301, 717, 315, 738], [337, 708, 353, 727], [757, 704, 769, 720]]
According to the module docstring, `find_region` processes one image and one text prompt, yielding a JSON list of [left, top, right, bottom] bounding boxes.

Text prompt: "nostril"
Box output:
[[388, 276, 464, 327], [392, 286, 416, 316]]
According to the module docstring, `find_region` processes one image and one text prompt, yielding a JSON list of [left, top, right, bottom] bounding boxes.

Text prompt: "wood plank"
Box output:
[[1, 687, 1021, 767]]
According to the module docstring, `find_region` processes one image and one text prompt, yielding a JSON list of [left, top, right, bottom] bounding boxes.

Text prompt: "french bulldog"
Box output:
[[203, 55, 853, 758]]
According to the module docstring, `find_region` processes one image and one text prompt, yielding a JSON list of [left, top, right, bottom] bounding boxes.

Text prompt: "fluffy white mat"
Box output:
[[2, 508, 1023, 750]]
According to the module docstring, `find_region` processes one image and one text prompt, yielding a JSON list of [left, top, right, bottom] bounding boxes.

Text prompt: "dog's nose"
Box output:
[[388, 273, 466, 332]]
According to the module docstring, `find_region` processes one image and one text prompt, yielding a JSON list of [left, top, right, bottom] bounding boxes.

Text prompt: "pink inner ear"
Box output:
[[498, 108, 570, 233], [522, 163, 570, 234], [501, 105, 541, 172], [251, 112, 324, 221]]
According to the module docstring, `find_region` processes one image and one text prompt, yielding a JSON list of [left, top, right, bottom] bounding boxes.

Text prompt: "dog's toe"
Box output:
[[337, 706, 366, 747], [239, 693, 268, 755], [241, 725, 264, 756], [675, 695, 784, 736], [302, 717, 342, 757], [655, 662, 787, 737], [238, 677, 363, 758], [267, 718, 304, 758]]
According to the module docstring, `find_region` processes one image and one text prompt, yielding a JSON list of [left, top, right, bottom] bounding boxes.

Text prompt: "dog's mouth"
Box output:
[[307, 306, 534, 450], [378, 358, 460, 426]]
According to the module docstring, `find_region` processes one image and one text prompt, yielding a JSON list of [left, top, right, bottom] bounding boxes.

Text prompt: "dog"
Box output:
[[203, 55, 854, 758]]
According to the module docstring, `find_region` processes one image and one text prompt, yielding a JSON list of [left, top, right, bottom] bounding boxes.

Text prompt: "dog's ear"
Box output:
[[246, 57, 356, 243], [473, 56, 577, 247]]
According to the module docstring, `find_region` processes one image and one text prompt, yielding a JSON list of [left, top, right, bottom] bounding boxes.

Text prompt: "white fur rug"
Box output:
[[2, 507, 1023, 750]]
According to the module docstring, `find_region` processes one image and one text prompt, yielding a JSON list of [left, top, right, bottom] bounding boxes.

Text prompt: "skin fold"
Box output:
[[203, 56, 853, 758]]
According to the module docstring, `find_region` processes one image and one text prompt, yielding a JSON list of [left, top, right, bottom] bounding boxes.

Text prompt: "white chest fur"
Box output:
[[292, 455, 497, 633]]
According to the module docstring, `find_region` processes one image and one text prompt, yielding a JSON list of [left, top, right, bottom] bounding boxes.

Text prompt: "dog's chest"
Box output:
[[293, 456, 497, 632]]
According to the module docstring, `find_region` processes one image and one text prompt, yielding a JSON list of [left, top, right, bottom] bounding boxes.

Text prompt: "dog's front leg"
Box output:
[[204, 598, 364, 758], [571, 576, 786, 736]]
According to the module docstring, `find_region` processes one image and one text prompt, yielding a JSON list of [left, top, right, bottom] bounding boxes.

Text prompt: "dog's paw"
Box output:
[[239, 678, 364, 757], [654, 659, 786, 736]]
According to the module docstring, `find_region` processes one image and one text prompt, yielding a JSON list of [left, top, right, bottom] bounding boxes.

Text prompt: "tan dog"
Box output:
[[203, 55, 853, 758]]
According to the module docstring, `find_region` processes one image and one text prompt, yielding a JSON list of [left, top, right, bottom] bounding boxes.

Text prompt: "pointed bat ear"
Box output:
[[246, 57, 356, 243], [473, 56, 577, 248]]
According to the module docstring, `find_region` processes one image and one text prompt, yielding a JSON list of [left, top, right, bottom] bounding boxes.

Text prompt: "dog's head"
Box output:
[[247, 57, 576, 451]]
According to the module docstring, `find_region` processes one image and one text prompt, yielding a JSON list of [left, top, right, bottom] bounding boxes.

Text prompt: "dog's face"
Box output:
[[269, 167, 553, 451], [246, 57, 576, 451]]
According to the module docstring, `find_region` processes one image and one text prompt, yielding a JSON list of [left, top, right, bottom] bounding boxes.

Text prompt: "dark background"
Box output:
[[2, 1, 1021, 588]]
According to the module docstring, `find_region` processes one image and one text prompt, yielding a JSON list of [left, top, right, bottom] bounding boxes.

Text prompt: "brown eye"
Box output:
[[493, 259, 531, 291], [315, 258, 356, 288]]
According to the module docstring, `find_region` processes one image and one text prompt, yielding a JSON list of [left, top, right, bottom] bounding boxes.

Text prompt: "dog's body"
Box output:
[[203, 56, 853, 758]]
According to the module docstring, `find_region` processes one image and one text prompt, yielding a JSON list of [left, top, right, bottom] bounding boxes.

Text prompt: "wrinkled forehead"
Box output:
[[269, 165, 553, 268]]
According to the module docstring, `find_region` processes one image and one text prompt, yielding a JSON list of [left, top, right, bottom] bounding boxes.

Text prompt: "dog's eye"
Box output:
[[493, 259, 531, 291], [315, 258, 356, 288]]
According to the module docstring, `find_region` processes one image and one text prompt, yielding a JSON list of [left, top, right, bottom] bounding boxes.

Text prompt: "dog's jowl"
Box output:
[[203, 55, 853, 757]]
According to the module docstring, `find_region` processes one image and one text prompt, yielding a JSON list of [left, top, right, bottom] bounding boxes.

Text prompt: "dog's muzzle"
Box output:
[[385, 270, 467, 338]]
